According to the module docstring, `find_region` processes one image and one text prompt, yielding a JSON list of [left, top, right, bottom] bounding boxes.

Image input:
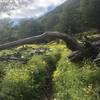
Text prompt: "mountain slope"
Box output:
[[39, 0, 82, 34]]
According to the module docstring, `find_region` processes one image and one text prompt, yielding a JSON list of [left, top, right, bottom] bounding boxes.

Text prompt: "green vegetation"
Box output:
[[0, 44, 63, 100], [80, 0, 100, 30], [0, 0, 100, 100], [53, 49, 100, 100], [0, 44, 100, 100], [1, 0, 100, 43]]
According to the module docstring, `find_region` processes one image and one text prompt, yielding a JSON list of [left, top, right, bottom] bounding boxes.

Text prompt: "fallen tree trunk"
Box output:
[[0, 31, 100, 62], [0, 32, 82, 51], [0, 56, 27, 64], [69, 39, 100, 61]]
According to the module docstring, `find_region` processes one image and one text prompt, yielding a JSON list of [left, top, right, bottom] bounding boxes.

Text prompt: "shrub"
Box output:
[[0, 51, 61, 100], [0, 56, 47, 100], [0, 68, 30, 100], [53, 52, 100, 100]]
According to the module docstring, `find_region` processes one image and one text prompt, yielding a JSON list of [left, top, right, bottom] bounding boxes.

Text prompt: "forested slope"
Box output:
[[40, 0, 100, 34], [1, 0, 100, 44]]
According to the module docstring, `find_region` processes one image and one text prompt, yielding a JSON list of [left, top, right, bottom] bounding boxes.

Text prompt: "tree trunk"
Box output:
[[0, 32, 82, 51], [0, 31, 100, 62]]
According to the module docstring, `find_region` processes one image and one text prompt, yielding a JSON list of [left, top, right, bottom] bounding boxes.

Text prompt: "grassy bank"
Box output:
[[0, 44, 100, 100]]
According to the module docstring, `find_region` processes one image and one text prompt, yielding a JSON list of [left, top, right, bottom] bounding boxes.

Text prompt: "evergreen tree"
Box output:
[[80, 0, 100, 30]]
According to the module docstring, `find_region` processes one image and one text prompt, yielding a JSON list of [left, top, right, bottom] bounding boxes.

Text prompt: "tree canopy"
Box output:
[[80, 0, 100, 30], [0, 0, 100, 43]]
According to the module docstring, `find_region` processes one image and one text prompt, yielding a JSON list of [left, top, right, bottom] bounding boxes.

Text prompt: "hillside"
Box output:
[[0, 43, 100, 100], [39, 0, 82, 33], [39, 0, 100, 34], [0, 0, 100, 44]]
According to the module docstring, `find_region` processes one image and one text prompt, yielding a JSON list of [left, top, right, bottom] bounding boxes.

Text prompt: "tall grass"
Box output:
[[53, 49, 100, 100], [0, 44, 100, 100]]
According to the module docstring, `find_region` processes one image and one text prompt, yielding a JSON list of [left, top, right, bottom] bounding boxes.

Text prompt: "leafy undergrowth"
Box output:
[[0, 43, 100, 100], [53, 49, 100, 100]]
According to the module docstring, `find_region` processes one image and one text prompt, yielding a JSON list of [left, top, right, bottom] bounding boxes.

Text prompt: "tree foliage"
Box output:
[[40, 0, 83, 34], [0, 19, 44, 44], [0, 0, 100, 43], [80, 0, 100, 29]]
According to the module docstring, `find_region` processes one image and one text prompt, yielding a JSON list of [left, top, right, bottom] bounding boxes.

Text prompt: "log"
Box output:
[[0, 32, 82, 51], [0, 56, 27, 64], [0, 31, 100, 62], [85, 34, 100, 42], [94, 53, 100, 63], [69, 40, 100, 62]]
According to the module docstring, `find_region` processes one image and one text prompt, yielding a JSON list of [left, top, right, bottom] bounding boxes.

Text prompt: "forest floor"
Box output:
[[0, 43, 100, 100]]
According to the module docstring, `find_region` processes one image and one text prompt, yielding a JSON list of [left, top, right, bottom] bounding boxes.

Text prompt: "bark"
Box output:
[[69, 39, 100, 62], [0, 32, 82, 51], [94, 53, 100, 63], [84, 34, 100, 42], [0, 31, 100, 62], [0, 56, 27, 64]]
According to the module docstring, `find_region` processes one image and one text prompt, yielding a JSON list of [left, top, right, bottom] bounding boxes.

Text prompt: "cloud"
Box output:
[[0, 0, 66, 18]]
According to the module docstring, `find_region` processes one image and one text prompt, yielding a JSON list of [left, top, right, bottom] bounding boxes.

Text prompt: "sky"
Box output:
[[0, 0, 66, 18]]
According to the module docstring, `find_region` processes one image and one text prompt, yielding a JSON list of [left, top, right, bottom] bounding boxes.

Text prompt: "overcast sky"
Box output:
[[0, 0, 66, 18]]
